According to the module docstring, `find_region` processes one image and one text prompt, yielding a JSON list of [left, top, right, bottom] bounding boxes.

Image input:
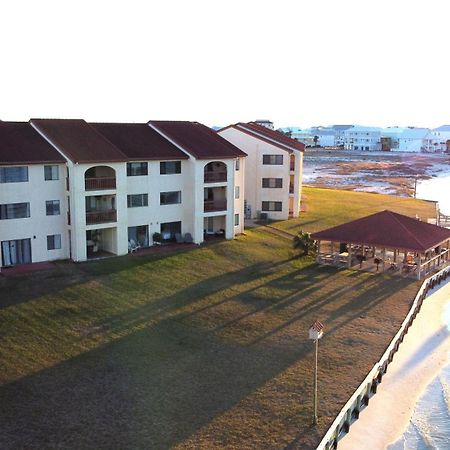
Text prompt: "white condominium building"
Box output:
[[0, 119, 246, 267], [218, 122, 304, 221], [343, 125, 381, 151]]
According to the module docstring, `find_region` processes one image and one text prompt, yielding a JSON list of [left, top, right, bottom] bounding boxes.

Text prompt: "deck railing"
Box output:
[[86, 209, 117, 225], [204, 200, 227, 212], [85, 177, 116, 191], [204, 172, 227, 183], [316, 264, 450, 450]]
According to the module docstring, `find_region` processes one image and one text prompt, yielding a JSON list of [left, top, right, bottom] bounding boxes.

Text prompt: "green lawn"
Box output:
[[273, 186, 437, 235], [0, 223, 420, 449]]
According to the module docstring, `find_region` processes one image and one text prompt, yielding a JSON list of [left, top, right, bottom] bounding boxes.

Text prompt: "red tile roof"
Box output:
[[219, 122, 305, 152], [0, 121, 66, 165], [90, 123, 188, 161], [30, 119, 128, 163], [311, 210, 450, 253], [148, 121, 247, 159]]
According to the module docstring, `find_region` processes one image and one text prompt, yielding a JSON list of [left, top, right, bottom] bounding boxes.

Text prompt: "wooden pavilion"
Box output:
[[311, 210, 450, 279]]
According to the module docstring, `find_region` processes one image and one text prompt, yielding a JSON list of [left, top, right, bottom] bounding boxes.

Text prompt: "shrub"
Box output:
[[293, 230, 317, 257]]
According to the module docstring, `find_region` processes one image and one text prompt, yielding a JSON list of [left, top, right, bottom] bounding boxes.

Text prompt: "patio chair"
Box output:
[[184, 232, 193, 243], [175, 233, 184, 243], [128, 239, 140, 253]]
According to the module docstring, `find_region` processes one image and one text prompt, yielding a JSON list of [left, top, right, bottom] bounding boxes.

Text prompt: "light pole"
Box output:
[[308, 320, 324, 425]]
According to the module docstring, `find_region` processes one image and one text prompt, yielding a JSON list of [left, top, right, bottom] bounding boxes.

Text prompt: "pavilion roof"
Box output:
[[311, 210, 450, 253]]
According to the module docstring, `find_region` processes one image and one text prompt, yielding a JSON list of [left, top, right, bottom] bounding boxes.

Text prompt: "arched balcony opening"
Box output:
[[204, 161, 227, 183], [85, 166, 116, 191]]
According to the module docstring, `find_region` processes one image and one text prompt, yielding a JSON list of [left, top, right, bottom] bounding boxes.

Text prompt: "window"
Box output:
[[127, 162, 148, 176], [261, 201, 282, 211], [235, 158, 240, 171], [235, 214, 239, 226], [0, 202, 30, 220], [127, 194, 148, 207], [160, 221, 182, 241], [160, 191, 181, 205], [160, 161, 181, 174], [46, 200, 60, 216], [262, 155, 283, 165], [0, 166, 28, 183], [44, 165, 59, 180], [47, 234, 61, 250], [235, 186, 240, 199], [262, 178, 283, 188]]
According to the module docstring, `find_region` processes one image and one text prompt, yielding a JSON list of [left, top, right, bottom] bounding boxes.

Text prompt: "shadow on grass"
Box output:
[[0, 241, 420, 450]]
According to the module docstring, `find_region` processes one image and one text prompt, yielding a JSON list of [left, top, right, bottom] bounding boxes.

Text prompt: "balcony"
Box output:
[[86, 209, 117, 225], [85, 177, 116, 191], [204, 171, 227, 183], [204, 200, 227, 212], [289, 183, 294, 194]]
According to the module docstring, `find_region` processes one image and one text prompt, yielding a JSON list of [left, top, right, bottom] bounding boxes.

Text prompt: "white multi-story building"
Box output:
[[343, 125, 381, 151], [0, 119, 246, 267], [218, 122, 304, 221], [381, 127, 434, 152], [430, 125, 450, 152]]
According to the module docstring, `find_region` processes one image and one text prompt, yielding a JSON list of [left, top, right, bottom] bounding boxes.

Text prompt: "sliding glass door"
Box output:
[[1, 239, 32, 266]]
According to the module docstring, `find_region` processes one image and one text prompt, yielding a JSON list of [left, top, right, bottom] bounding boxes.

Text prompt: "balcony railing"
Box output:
[[86, 209, 117, 225], [290, 162, 295, 171], [204, 172, 227, 183], [204, 200, 227, 212], [85, 177, 116, 191]]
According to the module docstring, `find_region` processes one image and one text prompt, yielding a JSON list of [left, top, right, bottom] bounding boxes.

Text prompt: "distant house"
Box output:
[[331, 125, 354, 147], [254, 119, 274, 129], [278, 126, 336, 147], [218, 122, 305, 221], [430, 125, 450, 152], [381, 127, 433, 152], [343, 125, 381, 151]]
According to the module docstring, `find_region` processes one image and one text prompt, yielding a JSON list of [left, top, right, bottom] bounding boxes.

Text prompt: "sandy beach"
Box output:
[[339, 280, 450, 450]]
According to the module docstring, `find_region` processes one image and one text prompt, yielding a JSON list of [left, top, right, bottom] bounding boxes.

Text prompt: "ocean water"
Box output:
[[416, 174, 450, 216], [388, 302, 450, 450]]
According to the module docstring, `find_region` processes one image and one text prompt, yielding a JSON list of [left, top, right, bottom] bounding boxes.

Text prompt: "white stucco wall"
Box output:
[[0, 163, 69, 266], [218, 128, 302, 221]]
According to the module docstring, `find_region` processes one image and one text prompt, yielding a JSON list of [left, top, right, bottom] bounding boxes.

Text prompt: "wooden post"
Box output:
[[394, 249, 397, 262], [348, 245, 352, 268], [317, 240, 321, 263], [313, 338, 318, 425], [382, 248, 386, 272]]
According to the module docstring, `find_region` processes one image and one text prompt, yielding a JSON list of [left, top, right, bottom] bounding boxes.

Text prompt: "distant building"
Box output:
[[381, 127, 431, 152], [278, 126, 337, 147], [343, 125, 381, 151], [331, 125, 354, 147], [430, 125, 450, 152], [254, 119, 274, 129]]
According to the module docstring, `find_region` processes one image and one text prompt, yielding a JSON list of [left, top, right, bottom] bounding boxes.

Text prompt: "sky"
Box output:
[[1, 0, 449, 129]]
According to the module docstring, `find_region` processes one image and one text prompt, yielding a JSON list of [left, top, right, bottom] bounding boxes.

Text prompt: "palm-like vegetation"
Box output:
[[293, 230, 317, 256]]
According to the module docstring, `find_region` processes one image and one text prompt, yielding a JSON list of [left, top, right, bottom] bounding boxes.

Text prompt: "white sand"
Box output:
[[339, 280, 450, 450]]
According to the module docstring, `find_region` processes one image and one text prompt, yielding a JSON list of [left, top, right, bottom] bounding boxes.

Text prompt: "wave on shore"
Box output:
[[388, 363, 450, 449]]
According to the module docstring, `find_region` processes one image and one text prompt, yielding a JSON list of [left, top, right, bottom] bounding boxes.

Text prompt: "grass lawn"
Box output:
[[272, 186, 437, 235], [0, 223, 421, 449]]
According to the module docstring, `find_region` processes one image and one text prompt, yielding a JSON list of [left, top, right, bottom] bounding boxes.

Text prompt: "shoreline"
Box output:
[[338, 280, 450, 450], [303, 150, 450, 198]]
